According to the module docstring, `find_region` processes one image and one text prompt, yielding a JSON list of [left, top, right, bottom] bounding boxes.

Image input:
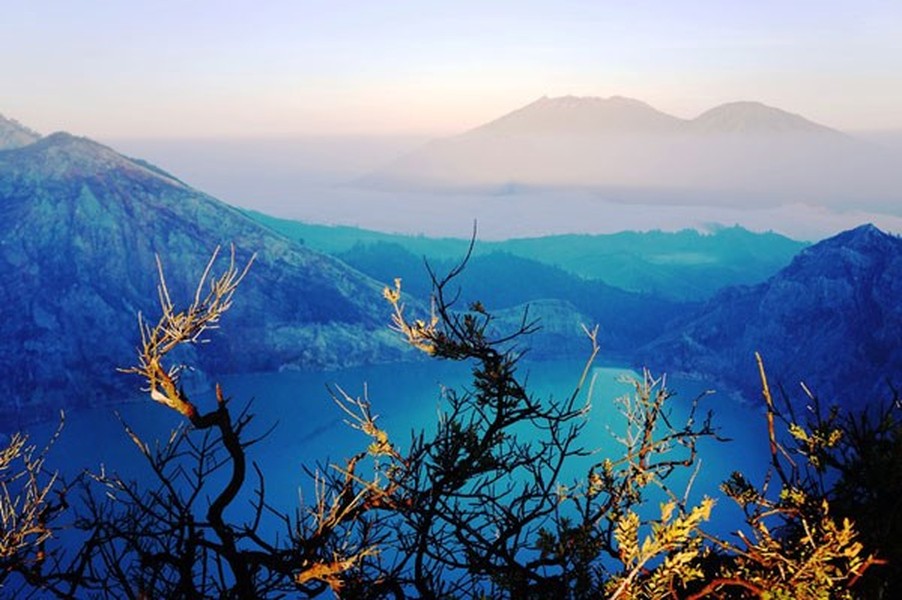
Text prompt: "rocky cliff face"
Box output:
[[0, 132, 405, 429], [638, 225, 901, 410]]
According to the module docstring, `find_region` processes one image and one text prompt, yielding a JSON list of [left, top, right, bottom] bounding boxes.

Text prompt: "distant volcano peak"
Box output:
[[689, 101, 839, 135], [534, 94, 651, 107], [474, 94, 682, 136], [361, 94, 892, 205], [478, 96, 841, 137]]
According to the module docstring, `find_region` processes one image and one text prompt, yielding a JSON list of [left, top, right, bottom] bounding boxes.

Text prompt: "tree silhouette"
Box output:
[[0, 245, 885, 598]]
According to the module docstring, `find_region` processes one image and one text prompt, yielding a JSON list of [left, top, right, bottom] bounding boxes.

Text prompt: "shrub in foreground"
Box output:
[[0, 247, 886, 598]]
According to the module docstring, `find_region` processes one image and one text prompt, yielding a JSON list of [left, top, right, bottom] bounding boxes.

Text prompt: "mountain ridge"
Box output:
[[637, 223, 901, 409], [471, 95, 685, 136], [6, 131, 188, 184], [469, 95, 839, 137], [245, 209, 808, 301], [362, 96, 896, 212], [0, 125, 407, 430]]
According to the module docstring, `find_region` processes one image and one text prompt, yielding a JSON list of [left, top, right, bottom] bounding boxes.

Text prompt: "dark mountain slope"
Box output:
[[0, 132, 403, 429], [638, 224, 901, 409]]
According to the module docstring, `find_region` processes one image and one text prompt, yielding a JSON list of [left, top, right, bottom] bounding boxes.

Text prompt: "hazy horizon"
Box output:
[[5, 2, 902, 240], [5, 1, 902, 138], [98, 130, 902, 242]]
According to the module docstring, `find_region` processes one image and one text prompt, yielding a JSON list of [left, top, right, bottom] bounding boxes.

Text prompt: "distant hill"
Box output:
[[361, 96, 899, 213], [474, 96, 840, 137], [246, 210, 807, 301], [687, 101, 840, 135], [478, 227, 807, 300], [334, 242, 694, 357], [0, 129, 405, 429], [638, 224, 902, 409]]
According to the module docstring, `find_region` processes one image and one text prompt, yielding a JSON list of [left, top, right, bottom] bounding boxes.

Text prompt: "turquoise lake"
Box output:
[[26, 358, 773, 540]]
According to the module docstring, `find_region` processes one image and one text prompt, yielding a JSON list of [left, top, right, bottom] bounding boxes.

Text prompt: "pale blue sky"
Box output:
[[3, 0, 901, 137]]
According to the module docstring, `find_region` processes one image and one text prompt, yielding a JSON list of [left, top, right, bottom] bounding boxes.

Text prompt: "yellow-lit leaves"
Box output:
[[723, 499, 876, 599], [788, 421, 843, 471], [365, 426, 392, 458], [296, 547, 378, 593], [383, 278, 439, 355], [780, 486, 808, 508], [0, 429, 58, 565], [614, 510, 640, 564], [122, 246, 254, 420], [610, 498, 713, 599], [381, 277, 402, 304], [332, 385, 399, 460]]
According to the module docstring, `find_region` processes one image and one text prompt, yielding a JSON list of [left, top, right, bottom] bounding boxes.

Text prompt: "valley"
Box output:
[[1, 107, 898, 429], [1, 101, 898, 596], [5, 2, 902, 594]]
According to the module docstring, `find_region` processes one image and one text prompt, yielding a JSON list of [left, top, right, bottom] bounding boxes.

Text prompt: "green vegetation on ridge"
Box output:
[[335, 241, 692, 359], [244, 209, 808, 301]]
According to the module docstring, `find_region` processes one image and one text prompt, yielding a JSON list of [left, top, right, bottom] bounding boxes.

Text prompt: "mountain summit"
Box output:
[[6, 132, 185, 182], [638, 224, 902, 409], [473, 95, 683, 136], [687, 101, 840, 135], [0, 123, 403, 429], [363, 96, 896, 212], [473, 96, 835, 137]]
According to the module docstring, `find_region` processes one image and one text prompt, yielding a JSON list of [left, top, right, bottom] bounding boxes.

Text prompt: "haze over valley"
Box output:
[[100, 96, 902, 241], [2, 3, 902, 595]]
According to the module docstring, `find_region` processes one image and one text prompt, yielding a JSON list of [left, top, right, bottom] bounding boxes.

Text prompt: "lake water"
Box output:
[[25, 358, 772, 539]]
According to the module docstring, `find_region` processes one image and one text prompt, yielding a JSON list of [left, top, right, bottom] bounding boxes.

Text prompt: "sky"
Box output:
[[3, 0, 902, 138]]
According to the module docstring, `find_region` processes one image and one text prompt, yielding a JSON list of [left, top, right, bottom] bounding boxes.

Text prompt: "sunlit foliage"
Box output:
[[0, 246, 891, 598]]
